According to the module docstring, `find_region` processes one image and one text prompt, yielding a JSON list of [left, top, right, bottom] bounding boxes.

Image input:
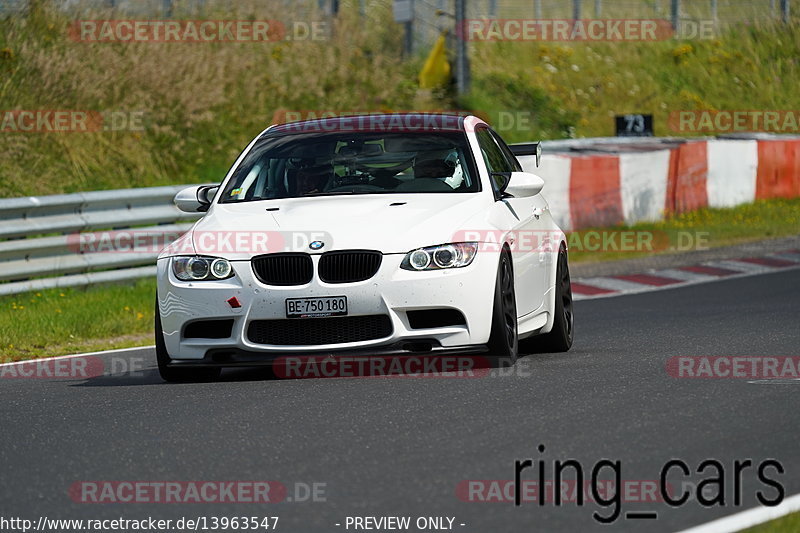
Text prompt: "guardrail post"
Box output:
[[455, 0, 470, 94], [671, 0, 680, 34], [781, 0, 790, 22], [318, 0, 338, 16], [404, 19, 413, 56]]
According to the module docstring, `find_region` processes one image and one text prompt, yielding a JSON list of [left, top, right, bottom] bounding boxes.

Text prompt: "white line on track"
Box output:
[[0, 345, 154, 367], [576, 276, 649, 292], [674, 492, 800, 533], [747, 379, 800, 385], [574, 263, 800, 301]]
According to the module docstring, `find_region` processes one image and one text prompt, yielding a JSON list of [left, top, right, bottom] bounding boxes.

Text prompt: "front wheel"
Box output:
[[155, 298, 221, 383], [538, 247, 574, 352], [487, 252, 519, 367]]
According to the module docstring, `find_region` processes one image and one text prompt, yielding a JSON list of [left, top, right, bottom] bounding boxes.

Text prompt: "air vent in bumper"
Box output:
[[183, 319, 234, 339], [247, 315, 393, 345], [407, 309, 466, 329]]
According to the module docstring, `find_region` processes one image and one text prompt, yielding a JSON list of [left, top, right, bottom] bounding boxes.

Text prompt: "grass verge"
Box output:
[[567, 197, 800, 263], [1, 198, 798, 363], [744, 511, 800, 532], [466, 20, 800, 142], [0, 278, 155, 363]]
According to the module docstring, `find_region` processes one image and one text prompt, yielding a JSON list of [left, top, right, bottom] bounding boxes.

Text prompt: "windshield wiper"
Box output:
[[303, 191, 387, 197]]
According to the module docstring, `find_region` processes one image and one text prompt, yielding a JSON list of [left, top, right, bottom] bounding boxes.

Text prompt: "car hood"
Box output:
[[179, 193, 491, 259]]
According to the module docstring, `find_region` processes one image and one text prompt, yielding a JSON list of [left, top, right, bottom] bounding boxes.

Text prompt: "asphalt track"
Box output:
[[1, 268, 799, 533]]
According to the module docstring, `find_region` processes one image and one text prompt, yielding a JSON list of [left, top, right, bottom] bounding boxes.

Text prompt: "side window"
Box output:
[[476, 127, 514, 192], [475, 128, 513, 190], [489, 129, 523, 172], [476, 128, 512, 174]]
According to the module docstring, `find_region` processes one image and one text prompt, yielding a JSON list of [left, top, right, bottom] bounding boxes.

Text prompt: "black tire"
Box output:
[[154, 298, 221, 383], [487, 252, 519, 367], [538, 247, 574, 352]]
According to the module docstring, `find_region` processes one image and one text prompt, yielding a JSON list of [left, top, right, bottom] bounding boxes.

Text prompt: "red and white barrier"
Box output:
[[521, 137, 800, 230], [756, 139, 800, 200], [620, 149, 672, 224], [666, 140, 707, 214], [706, 139, 758, 208]]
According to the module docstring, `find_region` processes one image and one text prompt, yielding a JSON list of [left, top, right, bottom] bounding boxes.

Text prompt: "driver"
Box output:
[[413, 149, 464, 190], [294, 165, 331, 196], [444, 151, 464, 189]]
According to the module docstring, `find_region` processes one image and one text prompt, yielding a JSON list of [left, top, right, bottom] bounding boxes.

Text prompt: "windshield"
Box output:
[[219, 131, 479, 203]]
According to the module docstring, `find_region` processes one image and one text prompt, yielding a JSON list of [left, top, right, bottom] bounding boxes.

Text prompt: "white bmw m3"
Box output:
[[155, 113, 573, 382]]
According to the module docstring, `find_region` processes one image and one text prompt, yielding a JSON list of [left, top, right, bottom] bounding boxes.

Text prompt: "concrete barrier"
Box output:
[[518, 135, 800, 230]]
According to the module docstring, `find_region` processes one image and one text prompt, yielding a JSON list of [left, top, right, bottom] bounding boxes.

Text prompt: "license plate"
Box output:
[[285, 296, 348, 318]]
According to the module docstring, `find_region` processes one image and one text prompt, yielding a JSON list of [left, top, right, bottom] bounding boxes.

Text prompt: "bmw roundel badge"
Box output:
[[309, 241, 325, 250]]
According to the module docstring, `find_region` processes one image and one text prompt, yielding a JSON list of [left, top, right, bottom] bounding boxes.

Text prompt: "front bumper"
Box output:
[[156, 252, 499, 361], [167, 343, 489, 368]]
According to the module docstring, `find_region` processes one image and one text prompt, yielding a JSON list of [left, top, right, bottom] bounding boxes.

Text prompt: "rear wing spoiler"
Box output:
[[509, 142, 542, 167]]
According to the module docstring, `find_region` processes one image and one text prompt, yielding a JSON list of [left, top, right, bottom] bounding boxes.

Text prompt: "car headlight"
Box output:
[[172, 256, 234, 281], [400, 243, 478, 271]]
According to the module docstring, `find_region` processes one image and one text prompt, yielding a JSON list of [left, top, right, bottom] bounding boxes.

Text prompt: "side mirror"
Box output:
[[499, 171, 544, 199], [174, 185, 219, 213]]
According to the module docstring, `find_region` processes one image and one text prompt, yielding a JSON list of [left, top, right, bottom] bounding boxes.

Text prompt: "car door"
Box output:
[[475, 127, 549, 316]]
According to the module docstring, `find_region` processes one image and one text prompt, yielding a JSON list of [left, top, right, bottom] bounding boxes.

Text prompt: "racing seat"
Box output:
[[395, 155, 456, 192], [369, 169, 402, 190]]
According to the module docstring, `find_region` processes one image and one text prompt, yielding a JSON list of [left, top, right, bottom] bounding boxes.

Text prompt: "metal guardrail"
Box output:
[[0, 185, 203, 296]]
